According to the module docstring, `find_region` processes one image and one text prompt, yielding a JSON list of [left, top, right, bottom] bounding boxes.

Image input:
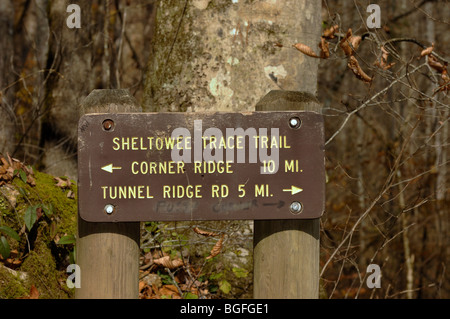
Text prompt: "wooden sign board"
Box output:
[[77, 112, 324, 222]]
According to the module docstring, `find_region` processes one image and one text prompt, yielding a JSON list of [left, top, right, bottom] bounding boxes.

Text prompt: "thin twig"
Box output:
[[325, 63, 427, 146]]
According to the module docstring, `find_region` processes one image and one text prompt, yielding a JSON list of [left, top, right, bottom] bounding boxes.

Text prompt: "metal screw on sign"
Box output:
[[104, 204, 115, 215], [102, 119, 115, 131], [289, 201, 303, 215], [289, 117, 301, 129]]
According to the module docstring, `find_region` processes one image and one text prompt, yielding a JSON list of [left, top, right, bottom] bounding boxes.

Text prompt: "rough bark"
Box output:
[[144, 0, 321, 112]]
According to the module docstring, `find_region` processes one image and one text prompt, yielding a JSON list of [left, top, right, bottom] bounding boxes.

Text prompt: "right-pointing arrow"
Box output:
[[282, 185, 303, 195]]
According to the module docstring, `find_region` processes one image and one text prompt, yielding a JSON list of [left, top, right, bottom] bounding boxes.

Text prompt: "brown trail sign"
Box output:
[[78, 111, 324, 222]]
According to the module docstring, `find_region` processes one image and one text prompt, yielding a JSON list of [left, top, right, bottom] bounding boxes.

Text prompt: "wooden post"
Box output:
[[253, 90, 322, 299], [76, 89, 141, 299]]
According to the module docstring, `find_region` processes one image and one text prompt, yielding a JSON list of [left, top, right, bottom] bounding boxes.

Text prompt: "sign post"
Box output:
[[76, 89, 141, 299], [253, 90, 323, 299], [76, 89, 324, 298]]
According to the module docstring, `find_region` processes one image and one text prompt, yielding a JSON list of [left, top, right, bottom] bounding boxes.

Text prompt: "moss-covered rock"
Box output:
[[0, 168, 77, 299], [0, 265, 29, 298], [20, 240, 72, 298]]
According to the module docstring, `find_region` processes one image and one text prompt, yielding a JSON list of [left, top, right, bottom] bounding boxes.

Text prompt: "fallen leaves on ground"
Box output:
[[153, 255, 184, 269], [54, 176, 71, 189], [0, 154, 36, 187], [139, 265, 210, 299], [19, 285, 39, 299]]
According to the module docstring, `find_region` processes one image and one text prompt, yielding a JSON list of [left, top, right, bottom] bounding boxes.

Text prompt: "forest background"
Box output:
[[0, 0, 448, 299]]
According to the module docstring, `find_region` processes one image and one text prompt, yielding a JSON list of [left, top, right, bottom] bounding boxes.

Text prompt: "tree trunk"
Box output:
[[144, 0, 320, 112], [144, 0, 322, 298]]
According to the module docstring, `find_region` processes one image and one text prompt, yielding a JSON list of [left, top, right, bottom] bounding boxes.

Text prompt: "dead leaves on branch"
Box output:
[[292, 43, 320, 58], [420, 43, 434, 57], [322, 24, 339, 39], [428, 55, 447, 73], [420, 44, 450, 94], [374, 46, 395, 70], [340, 28, 372, 83], [319, 37, 330, 59], [339, 28, 354, 57], [192, 227, 225, 260], [193, 226, 219, 237], [289, 26, 373, 84], [348, 56, 373, 83], [206, 234, 225, 260]]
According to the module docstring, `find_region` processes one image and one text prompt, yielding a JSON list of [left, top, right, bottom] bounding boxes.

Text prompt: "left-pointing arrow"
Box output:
[[101, 163, 122, 173]]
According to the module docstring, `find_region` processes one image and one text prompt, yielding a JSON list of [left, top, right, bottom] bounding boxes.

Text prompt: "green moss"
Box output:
[[0, 170, 77, 299], [12, 171, 77, 237], [0, 266, 29, 299], [21, 240, 72, 299]]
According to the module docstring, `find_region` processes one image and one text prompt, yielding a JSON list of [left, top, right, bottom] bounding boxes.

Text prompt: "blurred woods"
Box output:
[[0, 0, 155, 178], [0, 0, 448, 298]]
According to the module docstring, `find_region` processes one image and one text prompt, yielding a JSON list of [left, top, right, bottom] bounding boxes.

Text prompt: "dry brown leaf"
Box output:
[[374, 46, 395, 70], [193, 227, 219, 237], [153, 256, 184, 269], [322, 24, 339, 39], [435, 69, 450, 93], [442, 69, 449, 82], [0, 157, 9, 168], [143, 251, 153, 265], [206, 234, 225, 260], [348, 56, 373, 83], [54, 176, 70, 188], [159, 285, 181, 298], [420, 43, 434, 57], [36, 207, 43, 220], [381, 46, 389, 61], [350, 35, 362, 52], [339, 28, 353, 57], [319, 37, 330, 59], [20, 285, 39, 299], [29, 285, 39, 299], [26, 174, 36, 186], [139, 281, 146, 292], [0, 155, 36, 187], [427, 55, 447, 73], [293, 43, 320, 58]]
